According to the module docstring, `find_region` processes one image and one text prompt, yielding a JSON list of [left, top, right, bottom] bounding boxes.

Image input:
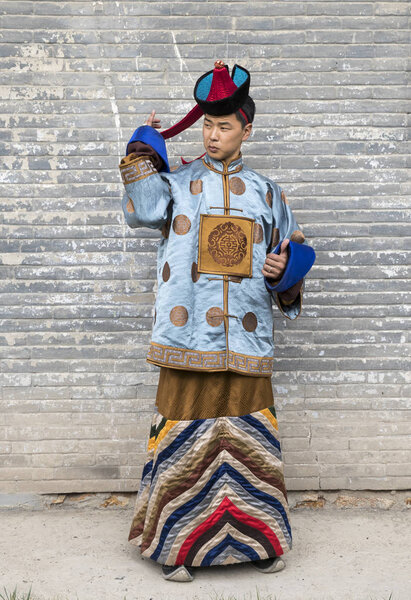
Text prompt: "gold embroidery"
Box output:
[[290, 230, 305, 243], [253, 223, 263, 244], [162, 261, 170, 282], [242, 312, 258, 332], [198, 214, 254, 278], [229, 176, 246, 195], [191, 262, 200, 282], [206, 307, 224, 327], [271, 227, 280, 249], [161, 218, 171, 239], [146, 341, 274, 375], [119, 154, 157, 185], [190, 179, 203, 194], [173, 214, 191, 235], [169, 306, 188, 326]]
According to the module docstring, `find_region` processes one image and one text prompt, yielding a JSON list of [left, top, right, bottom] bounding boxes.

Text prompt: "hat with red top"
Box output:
[[126, 61, 252, 170], [160, 60, 251, 139]]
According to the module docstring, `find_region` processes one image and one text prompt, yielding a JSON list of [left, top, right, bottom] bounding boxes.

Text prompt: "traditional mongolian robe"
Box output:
[[119, 147, 310, 567]]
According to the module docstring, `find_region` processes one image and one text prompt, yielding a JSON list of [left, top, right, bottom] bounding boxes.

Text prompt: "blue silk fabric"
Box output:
[[120, 151, 314, 376]]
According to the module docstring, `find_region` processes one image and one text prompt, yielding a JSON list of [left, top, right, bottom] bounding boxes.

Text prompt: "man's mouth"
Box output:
[[208, 146, 219, 152]]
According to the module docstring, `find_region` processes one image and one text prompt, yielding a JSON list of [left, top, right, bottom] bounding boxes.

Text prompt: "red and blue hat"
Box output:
[[126, 61, 251, 170]]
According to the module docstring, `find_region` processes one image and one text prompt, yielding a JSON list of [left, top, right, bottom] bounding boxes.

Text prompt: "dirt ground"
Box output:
[[0, 491, 410, 600]]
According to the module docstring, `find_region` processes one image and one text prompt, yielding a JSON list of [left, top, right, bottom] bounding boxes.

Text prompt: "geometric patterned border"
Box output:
[[119, 153, 157, 185], [147, 341, 273, 376]]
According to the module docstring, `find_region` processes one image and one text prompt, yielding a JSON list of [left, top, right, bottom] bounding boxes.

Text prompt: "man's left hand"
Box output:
[[262, 238, 290, 281]]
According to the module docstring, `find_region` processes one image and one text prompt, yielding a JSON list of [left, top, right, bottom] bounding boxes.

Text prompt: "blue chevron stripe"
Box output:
[[150, 462, 291, 561], [141, 460, 153, 481], [239, 414, 281, 451], [151, 419, 204, 480], [201, 534, 259, 566]]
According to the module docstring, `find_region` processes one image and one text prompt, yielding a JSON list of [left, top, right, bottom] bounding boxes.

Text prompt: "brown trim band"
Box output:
[[119, 154, 157, 185], [146, 341, 274, 376]]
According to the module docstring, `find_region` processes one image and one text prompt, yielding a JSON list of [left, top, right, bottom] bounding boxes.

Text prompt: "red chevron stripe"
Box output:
[[176, 496, 283, 564]]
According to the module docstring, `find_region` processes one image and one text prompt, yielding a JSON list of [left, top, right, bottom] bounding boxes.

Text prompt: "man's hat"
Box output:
[[125, 61, 251, 168], [160, 60, 251, 139]]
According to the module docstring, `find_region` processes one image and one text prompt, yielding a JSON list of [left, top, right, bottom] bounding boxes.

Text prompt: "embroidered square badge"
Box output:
[[197, 214, 254, 277]]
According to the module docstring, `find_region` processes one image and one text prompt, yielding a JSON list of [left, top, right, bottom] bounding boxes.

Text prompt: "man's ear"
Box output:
[[242, 123, 252, 142]]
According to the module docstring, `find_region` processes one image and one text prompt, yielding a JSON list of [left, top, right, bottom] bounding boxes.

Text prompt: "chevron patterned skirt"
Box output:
[[128, 393, 292, 567]]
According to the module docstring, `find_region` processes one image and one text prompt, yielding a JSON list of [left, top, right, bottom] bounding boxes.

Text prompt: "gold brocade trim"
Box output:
[[146, 342, 274, 375], [119, 154, 157, 185], [202, 157, 243, 175], [197, 214, 254, 278]]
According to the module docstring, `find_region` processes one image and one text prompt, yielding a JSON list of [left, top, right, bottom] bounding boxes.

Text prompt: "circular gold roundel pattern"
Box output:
[[206, 307, 224, 327], [253, 223, 263, 244], [190, 179, 203, 195], [265, 190, 272, 207], [271, 227, 280, 248], [173, 214, 191, 235], [191, 261, 200, 282], [242, 312, 258, 332], [229, 177, 246, 195], [208, 221, 247, 267], [162, 261, 170, 282], [170, 306, 188, 326], [290, 230, 305, 244]]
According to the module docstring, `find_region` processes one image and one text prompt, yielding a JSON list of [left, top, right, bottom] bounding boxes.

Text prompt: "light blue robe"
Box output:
[[120, 152, 307, 377]]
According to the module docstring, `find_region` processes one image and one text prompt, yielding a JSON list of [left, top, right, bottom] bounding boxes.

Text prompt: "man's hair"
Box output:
[[235, 96, 256, 127]]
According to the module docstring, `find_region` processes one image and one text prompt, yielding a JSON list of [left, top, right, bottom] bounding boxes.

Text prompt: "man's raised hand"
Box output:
[[262, 238, 290, 281], [145, 109, 162, 129]]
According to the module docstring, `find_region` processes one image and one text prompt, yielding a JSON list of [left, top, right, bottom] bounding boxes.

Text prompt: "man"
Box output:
[[119, 61, 315, 582]]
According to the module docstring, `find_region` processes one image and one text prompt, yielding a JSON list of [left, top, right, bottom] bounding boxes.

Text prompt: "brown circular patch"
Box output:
[[190, 179, 203, 195], [271, 227, 280, 248], [191, 261, 200, 282], [206, 307, 224, 327], [253, 223, 263, 244], [173, 214, 191, 235], [242, 312, 258, 332], [126, 198, 134, 213], [290, 230, 305, 244], [265, 190, 272, 207], [162, 261, 170, 282], [208, 221, 247, 267], [229, 176, 246, 195], [170, 305, 188, 327], [281, 190, 288, 204], [161, 218, 171, 239]]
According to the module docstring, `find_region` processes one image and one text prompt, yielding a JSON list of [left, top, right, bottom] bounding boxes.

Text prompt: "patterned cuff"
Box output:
[[119, 153, 157, 185]]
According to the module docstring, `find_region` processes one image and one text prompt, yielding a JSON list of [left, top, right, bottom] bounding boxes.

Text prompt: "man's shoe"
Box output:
[[251, 556, 286, 573], [161, 564, 194, 582]]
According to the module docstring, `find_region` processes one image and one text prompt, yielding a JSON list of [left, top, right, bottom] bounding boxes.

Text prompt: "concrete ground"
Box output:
[[0, 491, 410, 600]]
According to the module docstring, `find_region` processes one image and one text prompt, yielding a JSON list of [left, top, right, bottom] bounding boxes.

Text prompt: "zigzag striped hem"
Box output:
[[128, 405, 292, 567]]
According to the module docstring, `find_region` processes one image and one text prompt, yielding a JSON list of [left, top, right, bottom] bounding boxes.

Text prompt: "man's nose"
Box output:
[[210, 127, 219, 140]]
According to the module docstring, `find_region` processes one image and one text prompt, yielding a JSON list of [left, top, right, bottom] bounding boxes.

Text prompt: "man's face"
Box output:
[[202, 113, 252, 164]]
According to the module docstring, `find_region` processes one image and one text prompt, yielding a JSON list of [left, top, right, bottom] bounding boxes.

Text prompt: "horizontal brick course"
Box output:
[[0, 0, 409, 493]]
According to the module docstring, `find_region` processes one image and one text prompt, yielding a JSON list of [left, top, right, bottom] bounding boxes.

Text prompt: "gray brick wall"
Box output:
[[1, 1, 410, 493]]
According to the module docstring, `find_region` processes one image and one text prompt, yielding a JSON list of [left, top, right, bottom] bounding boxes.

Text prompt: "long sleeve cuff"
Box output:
[[126, 141, 164, 171]]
